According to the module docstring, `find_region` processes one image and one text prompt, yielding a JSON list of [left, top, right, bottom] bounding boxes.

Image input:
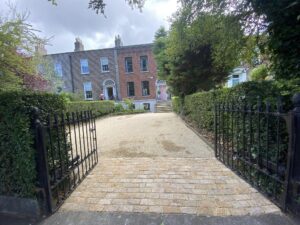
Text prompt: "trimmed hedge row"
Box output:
[[0, 91, 66, 198], [175, 80, 300, 133], [66, 101, 115, 117]]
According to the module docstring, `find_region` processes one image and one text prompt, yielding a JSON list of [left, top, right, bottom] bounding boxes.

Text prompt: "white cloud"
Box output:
[[0, 0, 179, 54]]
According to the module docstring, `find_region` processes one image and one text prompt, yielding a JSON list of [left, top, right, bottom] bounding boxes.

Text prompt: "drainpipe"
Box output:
[[113, 48, 121, 101], [69, 54, 75, 93]]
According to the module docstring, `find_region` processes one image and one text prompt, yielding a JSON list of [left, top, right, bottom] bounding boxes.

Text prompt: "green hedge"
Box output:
[[180, 80, 300, 132], [0, 91, 66, 198], [66, 101, 115, 117], [171, 96, 181, 114]]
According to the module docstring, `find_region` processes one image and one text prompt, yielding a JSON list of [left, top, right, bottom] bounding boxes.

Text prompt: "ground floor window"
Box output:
[[127, 82, 135, 96], [83, 82, 93, 100], [142, 81, 150, 96]]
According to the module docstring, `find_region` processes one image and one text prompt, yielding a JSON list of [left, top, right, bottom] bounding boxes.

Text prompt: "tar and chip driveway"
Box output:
[[57, 113, 279, 217]]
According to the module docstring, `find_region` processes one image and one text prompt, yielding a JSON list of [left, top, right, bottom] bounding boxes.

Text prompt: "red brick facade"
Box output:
[[117, 44, 157, 101]]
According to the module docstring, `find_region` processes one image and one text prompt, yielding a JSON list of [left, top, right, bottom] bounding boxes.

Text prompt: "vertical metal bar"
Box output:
[[256, 97, 262, 188], [231, 101, 234, 169], [54, 114, 65, 206], [226, 102, 229, 167], [84, 111, 91, 171], [266, 101, 270, 172], [87, 111, 94, 167], [80, 111, 88, 174], [236, 103, 240, 173], [72, 112, 81, 182], [66, 112, 76, 188], [47, 115, 56, 184], [276, 98, 282, 176], [76, 112, 84, 178], [61, 113, 69, 196], [249, 103, 253, 184], [221, 103, 225, 163], [242, 101, 246, 177], [283, 112, 293, 211], [214, 103, 218, 158], [92, 111, 99, 163], [32, 108, 53, 214]]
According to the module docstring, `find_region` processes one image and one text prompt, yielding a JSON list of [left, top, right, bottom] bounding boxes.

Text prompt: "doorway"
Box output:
[[107, 87, 114, 100]]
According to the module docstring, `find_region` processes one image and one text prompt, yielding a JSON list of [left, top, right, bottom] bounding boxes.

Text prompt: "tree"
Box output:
[[175, 0, 300, 80], [0, 9, 38, 91], [49, 0, 145, 14], [155, 12, 245, 96], [153, 27, 169, 80], [0, 7, 62, 92], [250, 64, 269, 81]]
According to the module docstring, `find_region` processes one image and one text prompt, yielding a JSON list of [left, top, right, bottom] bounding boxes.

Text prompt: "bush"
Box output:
[[250, 64, 269, 81], [177, 80, 300, 133], [0, 91, 66, 198], [66, 100, 115, 117], [123, 98, 135, 110], [114, 103, 125, 112], [171, 96, 181, 113]]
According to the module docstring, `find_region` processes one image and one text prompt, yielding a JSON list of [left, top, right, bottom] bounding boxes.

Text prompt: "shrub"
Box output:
[[123, 98, 135, 110], [66, 100, 115, 117], [114, 103, 125, 112], [171, 96, 181, 113], [0, 91, 66, 198], [177, 80, 300, 133], [250, 64, 269, 81]]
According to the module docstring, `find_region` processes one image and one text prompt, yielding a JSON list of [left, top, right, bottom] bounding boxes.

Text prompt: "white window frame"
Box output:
[[125, 57, 133, 73], [140, 55, 148, 72], [100, 57, 109, 72], [142, 81, 150, 96], [83, 82, 93, 100], [80, 59, 89, 74], [54, 62, 63, 77]]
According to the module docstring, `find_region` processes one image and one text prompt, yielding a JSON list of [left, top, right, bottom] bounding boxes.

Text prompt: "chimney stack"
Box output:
[[74, 38, 84, 51], [115, 35, 123, 48]]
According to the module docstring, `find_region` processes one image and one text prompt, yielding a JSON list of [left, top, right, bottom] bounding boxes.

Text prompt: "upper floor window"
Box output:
[[83, 82, 93, 100], [80, 59, 89, 74], [54, 62, 63, 77], [140, 56, 148, 72], [142, 81, 150, 96], [127, 82, 135, 96], [100, 57, 109, 72], [125, 57, 133, 73]]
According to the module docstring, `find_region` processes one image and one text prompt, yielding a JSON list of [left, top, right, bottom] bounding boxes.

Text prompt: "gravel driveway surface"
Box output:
[[96, 113, 213, 158]]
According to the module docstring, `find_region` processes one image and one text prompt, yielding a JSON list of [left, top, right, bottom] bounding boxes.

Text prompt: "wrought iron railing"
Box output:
[[32, 109, 98, 214], [214, 94, 300, 215]]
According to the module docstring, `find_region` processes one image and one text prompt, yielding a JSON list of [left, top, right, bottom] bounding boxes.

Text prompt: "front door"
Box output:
[[107, 87, 114, 100]]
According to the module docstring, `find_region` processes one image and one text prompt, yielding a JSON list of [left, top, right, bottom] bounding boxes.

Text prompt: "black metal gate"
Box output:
[[32, 109, 98, 214], [214, 93, 300, 215]]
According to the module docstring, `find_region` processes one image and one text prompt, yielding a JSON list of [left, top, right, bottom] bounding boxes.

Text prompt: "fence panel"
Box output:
[[214, 94, 300, 215], [33, 109, 98, 214]]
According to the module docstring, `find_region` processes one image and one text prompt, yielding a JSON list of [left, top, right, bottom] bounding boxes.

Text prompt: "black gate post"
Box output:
[[214, 103, 218, 158], [284, 93, 300, 212], [291, 93, 300, 182], [32, 107, 53, 215]]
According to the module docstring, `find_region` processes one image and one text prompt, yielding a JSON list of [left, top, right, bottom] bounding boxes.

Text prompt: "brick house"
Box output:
[[41, 37, 159, 111], [116, 42, 157, 111]]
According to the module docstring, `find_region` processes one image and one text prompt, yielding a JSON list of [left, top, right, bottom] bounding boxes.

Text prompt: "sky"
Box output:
[[0, 0, 179, 54]]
